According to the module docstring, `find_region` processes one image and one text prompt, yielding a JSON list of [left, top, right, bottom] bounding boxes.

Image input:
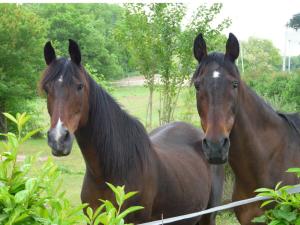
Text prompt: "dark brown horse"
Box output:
[[40, 40, 224, 224], [192, 33, 300, 225]]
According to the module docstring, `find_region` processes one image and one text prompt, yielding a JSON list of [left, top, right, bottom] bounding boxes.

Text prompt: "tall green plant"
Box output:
[[85, 183, 143, 225], [0, 112, 145, 225], [0, 112, 86, 225]]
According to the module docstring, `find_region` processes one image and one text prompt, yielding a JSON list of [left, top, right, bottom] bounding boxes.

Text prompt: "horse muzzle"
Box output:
[[202, 136, 230, 164], [47, 126, 74, 157]]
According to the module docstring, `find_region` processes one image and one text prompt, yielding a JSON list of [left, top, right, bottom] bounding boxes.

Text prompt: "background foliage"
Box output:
[[0, 3, 299, 133]]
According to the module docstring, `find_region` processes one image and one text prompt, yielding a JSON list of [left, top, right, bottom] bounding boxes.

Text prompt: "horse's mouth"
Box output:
[[51, 149, 71, 157], [48, 140, 73, 157], [48, 132, 74, 157], [208, 157, 227, 165]]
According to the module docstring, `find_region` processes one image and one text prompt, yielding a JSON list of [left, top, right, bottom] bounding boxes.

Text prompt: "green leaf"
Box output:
[[252, 214, 267, 223], [86, 207, 93, 220], [255, 187, 274, 193], [25, 178, 37, 193], [268, 220, 282, 225], [295, 217, 300, 225], [124, 191, 138, 200], [14, 190, 29, 203], [118, 206, 144, 220], [92, 204, 105, 220], [286, 168, 300, 173], [261, 199, 275, 208], [275, 182, 282, 190], [93, 213, 107, 225], [20, 127, 44, 144], [106, 182, 119, 196], [3, 112, 18, 124]]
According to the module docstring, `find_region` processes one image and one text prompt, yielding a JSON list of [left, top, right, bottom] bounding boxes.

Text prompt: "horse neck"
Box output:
[[75, 78, 152, 183], [229, 81, 288, 184]]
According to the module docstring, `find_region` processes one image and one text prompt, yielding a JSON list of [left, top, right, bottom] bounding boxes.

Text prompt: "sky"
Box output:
[[186, 0, 300, 56]]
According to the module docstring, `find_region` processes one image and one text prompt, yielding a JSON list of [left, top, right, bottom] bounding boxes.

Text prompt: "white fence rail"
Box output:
[[139, 185, 300, 225]]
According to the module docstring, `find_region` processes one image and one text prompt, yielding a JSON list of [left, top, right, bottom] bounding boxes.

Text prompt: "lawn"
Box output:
[[18, 85, 239, 225]]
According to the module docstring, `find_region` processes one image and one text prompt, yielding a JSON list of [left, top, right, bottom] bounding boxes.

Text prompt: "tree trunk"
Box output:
[[148, 86, 153, 129], [145, 76, 154, 129], [0, 99, 7, 134]]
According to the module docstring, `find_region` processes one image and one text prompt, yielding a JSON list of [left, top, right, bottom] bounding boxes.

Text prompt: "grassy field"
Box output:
[[18, 85, 239, 225]]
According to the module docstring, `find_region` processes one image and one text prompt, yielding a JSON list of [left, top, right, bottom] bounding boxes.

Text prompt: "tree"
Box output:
[[116, 3, 231, 125], [115, 4, 159, 128], [28, 4, 128, 80], [291, 55, 300, 70], [289, 13, 300, 30], [0, 4, 46, 132], [241, 37, 282, 75], [152, 3, 231, 124], [167, 3, 231, 123]]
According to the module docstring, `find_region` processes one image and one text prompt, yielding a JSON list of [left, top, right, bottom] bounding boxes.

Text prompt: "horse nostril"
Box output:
[[202, 138, 209, 149], [221, 137, 229, 148], [47, 130, 52, 142], [63, 129, 70, 141]]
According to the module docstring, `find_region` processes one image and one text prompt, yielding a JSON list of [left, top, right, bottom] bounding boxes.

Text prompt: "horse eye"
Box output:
[[77, 83, 84, 91], [232, 80, 239, 89]]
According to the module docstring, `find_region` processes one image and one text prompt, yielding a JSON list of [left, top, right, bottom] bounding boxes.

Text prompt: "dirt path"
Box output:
[[112, 75, 161, 86]]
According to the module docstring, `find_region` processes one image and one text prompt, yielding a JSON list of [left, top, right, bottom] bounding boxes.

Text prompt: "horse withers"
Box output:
[[192, 32, 300, 224], [40, 39, 224, 224]]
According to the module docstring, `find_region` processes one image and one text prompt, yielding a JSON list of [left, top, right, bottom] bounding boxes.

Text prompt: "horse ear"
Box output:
[[225, 33, 239, 62], [44, 41, 56, 65], [68, 39, 81, 65], [193, 33, 207, 63]]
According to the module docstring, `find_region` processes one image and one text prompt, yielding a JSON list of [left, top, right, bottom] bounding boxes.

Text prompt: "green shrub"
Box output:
[[0, 112, 86, 224], [85, 183, 143, 225], [283, 71, 300, 111], [253, 169, 300, 225], [244, 71, 300, 113], [5, 98, 48, 138], [178, 88, 199, 126], [0, 112, 144, 225]]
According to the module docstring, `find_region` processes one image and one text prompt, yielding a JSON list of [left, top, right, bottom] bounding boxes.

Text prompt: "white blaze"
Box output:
[[58, 75, 63, 82], [212, 71, 220, 78], [54, 118, 64, 141]]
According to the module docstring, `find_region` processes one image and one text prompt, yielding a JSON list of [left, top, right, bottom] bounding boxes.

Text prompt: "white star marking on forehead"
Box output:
[[212, 71, 220, 78], [58, 75, 63, 82]]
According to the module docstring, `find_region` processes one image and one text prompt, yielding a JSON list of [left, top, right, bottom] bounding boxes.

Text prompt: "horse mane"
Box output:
[[40, 58, 152, 182], [277, 112, 300, 136], [86, 73, 152, 181]]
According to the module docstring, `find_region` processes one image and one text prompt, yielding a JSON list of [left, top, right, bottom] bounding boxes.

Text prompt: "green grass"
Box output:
[[17, 85, 239, 224]]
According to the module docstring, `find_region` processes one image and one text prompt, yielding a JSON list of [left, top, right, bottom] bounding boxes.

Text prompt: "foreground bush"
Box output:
[[0, 112, 86, 224], [85, 183, 143, 225], [0, 112, 143, 225], [253, 169, 300, 225]]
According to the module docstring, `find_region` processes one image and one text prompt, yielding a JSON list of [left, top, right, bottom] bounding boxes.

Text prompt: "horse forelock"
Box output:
[[192, 52, 240, 82], [39, 58, 86, 93]]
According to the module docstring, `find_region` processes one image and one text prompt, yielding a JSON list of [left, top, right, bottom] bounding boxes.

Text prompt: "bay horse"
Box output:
[[40, 39, 224, 224], [192, 33, 300, 225]]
